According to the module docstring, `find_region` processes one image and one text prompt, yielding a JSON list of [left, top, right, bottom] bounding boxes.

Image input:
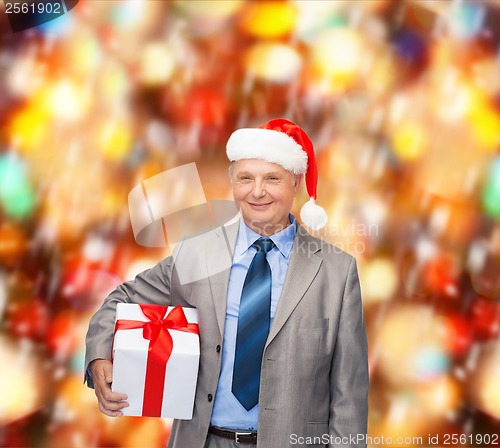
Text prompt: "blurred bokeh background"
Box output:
[[0, 0, 500, 447]]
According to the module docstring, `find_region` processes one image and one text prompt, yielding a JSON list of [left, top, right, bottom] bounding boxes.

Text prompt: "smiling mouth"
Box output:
[[248, 202, 272, 208]]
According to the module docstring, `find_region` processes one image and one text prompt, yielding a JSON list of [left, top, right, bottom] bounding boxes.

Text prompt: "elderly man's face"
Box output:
[[231, 159, 301, 236]]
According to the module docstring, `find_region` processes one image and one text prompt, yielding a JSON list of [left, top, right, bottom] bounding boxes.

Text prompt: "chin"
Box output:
[[241, 212, 266, 227], [247, 216, 270, 227]]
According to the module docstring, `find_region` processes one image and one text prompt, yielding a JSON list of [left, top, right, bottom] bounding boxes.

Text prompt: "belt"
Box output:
[[208, 426, 257, 445]]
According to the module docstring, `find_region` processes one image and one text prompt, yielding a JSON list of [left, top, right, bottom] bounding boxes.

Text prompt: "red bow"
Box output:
[[114, 304, 199, 416]]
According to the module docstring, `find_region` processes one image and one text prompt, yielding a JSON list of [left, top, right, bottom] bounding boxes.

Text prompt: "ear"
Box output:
[[294, 174, 303, 189]]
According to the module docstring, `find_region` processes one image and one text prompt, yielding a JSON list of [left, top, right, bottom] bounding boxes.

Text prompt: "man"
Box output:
[[85, 118, 369, 447]]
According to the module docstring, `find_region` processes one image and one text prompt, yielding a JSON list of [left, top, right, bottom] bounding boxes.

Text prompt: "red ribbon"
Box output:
[[114, 304, 199, 417]]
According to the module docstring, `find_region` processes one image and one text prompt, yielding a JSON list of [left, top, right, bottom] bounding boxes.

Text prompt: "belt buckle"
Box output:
[[235, 432, 252, 444]]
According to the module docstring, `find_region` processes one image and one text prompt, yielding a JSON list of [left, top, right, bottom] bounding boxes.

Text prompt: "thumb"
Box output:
[[103, 362, 113, 384]]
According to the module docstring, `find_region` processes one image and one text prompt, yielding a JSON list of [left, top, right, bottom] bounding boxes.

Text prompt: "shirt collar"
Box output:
[[235, 214, 297, 259]]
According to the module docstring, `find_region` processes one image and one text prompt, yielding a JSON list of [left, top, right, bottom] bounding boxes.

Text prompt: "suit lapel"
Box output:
[[266, 224, 322, 349], [204, 220, 321, 344], [206, 221, 239, 337]]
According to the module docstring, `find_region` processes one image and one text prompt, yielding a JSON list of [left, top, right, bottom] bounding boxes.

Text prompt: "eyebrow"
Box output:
[[235, 171, 283, 176]]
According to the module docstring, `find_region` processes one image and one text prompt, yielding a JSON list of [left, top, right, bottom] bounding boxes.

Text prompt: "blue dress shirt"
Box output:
[[210, 214, 297, 430]]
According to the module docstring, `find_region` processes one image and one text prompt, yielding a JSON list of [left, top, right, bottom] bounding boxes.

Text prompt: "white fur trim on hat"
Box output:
[[300, 198, 328, 230], [226, 128, 308, 174]]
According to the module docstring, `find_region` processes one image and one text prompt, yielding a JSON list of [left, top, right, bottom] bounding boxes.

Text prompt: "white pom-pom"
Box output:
[[300, 198, 328, 230]]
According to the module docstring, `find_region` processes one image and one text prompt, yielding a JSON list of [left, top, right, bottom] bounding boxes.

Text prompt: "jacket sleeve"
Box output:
[[329, 256, 369, 448], [84, 255, 174, 387]]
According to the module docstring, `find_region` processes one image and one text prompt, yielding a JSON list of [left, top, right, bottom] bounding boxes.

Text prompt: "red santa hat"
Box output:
[[226, 118, 327, 230]]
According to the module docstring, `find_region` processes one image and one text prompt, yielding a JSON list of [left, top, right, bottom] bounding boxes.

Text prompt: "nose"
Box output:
[[252, 180, 266, 198]]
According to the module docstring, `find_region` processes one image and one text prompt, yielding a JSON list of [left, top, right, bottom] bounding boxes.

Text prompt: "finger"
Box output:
[[98, 396, 129, 411], [93, 361, 128, 401], [99, 401, 124, 418], [99, 386, 128, 403], [95, 384, 128, 404], [96, 385, 129, 411], [94, 374, 128, 401]]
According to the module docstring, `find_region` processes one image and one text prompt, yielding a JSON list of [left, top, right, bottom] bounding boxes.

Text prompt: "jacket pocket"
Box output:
[[299, 317, 329, 329]]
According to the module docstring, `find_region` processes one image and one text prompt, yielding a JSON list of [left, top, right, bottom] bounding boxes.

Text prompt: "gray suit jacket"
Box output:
[[85, 221, 369, 448]]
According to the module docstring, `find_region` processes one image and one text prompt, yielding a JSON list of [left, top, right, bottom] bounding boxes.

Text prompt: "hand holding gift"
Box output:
[[90, 359, 128, 417]]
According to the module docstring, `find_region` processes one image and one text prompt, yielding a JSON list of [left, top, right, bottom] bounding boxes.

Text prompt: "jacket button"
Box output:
[[207, 394, 213, 402], [216, 345, 221, 353]]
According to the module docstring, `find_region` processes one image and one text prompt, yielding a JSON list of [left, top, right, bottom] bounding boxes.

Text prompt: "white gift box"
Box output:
[[111, 303, 200, 419]]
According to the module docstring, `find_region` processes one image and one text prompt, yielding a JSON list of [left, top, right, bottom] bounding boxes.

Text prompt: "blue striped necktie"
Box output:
[[232, 237, 275, 411]]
